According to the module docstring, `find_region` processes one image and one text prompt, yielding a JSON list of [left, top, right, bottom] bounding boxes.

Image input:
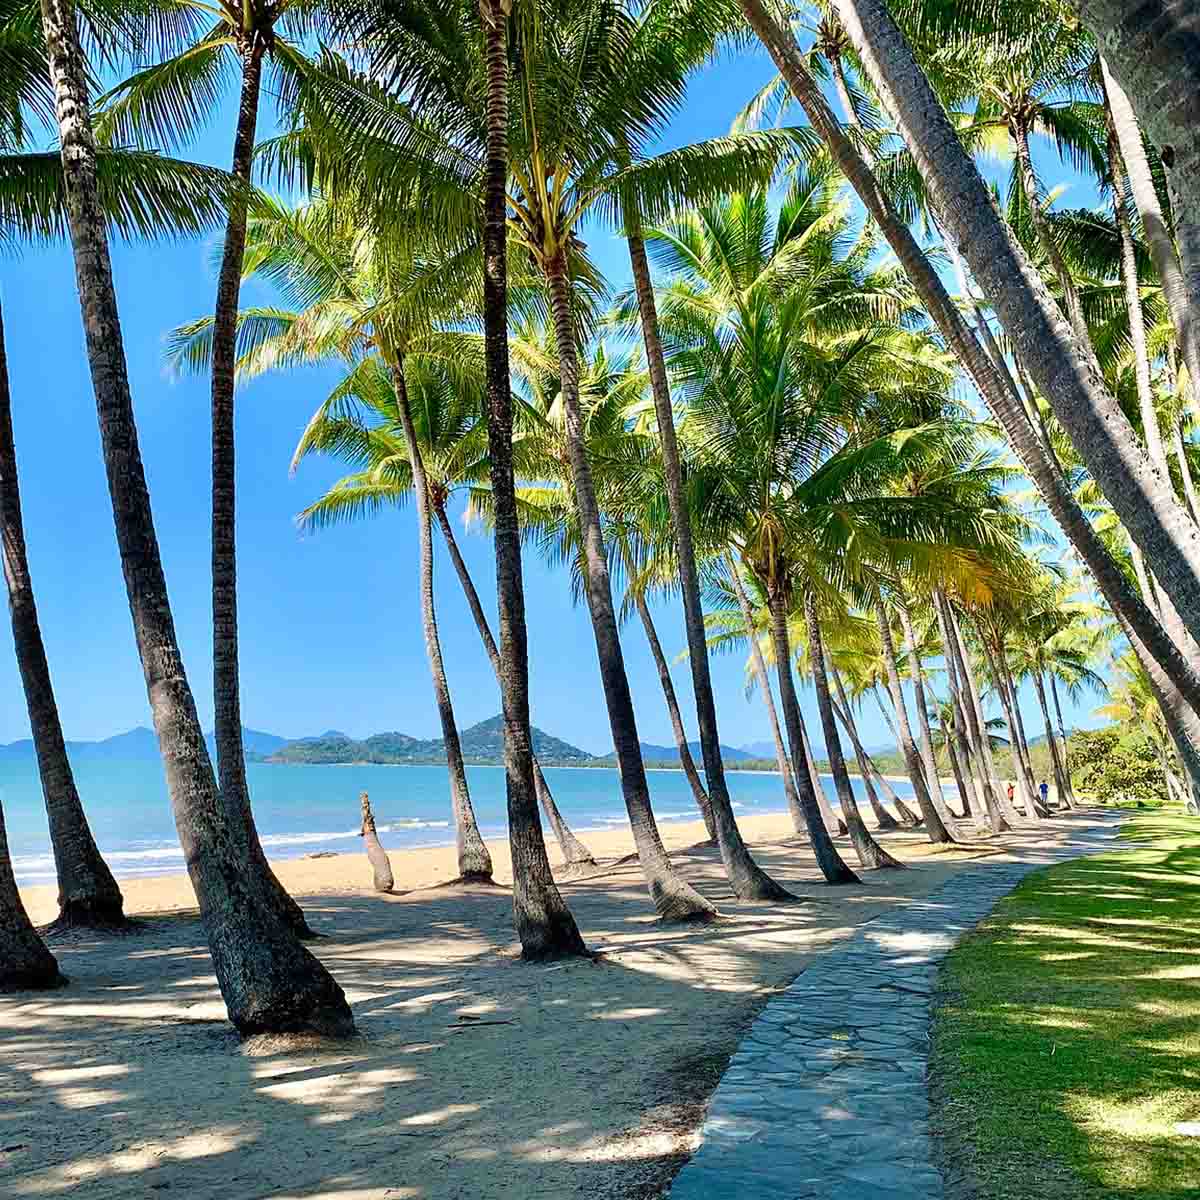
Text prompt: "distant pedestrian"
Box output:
[[1039, 779, 1049, 807], [1006, 780, 1015, 805]]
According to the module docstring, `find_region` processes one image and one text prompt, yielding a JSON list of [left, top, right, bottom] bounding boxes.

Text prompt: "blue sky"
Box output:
[[0, 37, 1108, 756]]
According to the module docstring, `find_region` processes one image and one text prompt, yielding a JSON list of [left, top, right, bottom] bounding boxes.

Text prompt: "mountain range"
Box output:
[[0, 721, 815, 767]]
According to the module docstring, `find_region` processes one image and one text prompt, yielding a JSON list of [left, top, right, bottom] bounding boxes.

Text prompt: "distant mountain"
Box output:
[[0, 725, 288, 763], [739, 741, 778, 759], [603, 740, 757, 765], [0, 719, 595, 768], [0, 725, 163, 761], [263, 715, 595, 766]]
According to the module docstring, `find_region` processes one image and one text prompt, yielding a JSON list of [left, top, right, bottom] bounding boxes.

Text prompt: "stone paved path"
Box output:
[[667, 817, 1124, 1200]]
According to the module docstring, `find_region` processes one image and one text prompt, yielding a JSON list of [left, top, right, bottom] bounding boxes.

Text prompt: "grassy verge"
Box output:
[[930, 811, 1200, 1199]]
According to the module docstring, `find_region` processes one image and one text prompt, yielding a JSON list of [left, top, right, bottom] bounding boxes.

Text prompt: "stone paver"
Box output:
[[668, 817, 1124, 1200]]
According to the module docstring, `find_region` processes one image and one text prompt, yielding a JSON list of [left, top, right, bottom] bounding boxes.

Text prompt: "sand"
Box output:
[[3, 810, 1101, 1199]]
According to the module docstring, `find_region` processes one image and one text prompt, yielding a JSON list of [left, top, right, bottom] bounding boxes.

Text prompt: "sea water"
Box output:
[[2, 759, 928, 884]]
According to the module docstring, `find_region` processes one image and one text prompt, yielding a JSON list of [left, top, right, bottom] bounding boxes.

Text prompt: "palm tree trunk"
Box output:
[[869, 690, 921, 824], [829, 665, 900, 830], [1106, 104, 1173, 476], [895, 595, 950, 816], [874, 599, 954, 843], [1011, 119, 1092, 350], [358, 792, 394, 893], [39, 0, 352, 1035], [0, 301, 123, 929], [941, 720, 973, 820], [799, 711, 846, 837], [480, 0, 586, 957], [933, 589, 983, 819], [1048, 672, 1078, 806], [627, 579, 718, 841], [542, 253, 715, 920], [726, 553, 806, 832], [390, 361, 493, 883], [1172, 420, 1200, 524], [1099, 56, 1200, 415], [0, 793, 63, 991], [827, 0, 1200, 651], [1002, 656, 1044, 810], [946, 608, 1013, 831], [626, 231, 789, 901], [1034, 671, 1069, 809], [766, 588, 858, 883], [979, 635, 1042, 820], [1076, 3, 1200, 223], [806, 595, 902, 869], [738, 0, 1200, 732], [208, 39, 312, 939], [432, 504, 595, 869]]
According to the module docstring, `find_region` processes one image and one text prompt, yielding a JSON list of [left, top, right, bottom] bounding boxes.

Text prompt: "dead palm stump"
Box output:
[[359, 792, 394, 893]]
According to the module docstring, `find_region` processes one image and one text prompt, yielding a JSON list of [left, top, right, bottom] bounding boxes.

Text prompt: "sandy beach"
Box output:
[[4, 810, 1098, 1199]]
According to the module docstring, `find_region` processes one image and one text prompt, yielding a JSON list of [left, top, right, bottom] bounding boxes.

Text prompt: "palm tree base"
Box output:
[[43, 898, 132, 935], [0, 962, 67, 992]]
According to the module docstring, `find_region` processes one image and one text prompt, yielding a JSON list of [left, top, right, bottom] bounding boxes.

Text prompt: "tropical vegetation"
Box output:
[[1, 0, 1197, 1139]]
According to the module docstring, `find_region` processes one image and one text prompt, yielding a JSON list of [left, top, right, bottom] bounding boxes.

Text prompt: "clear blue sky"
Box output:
[[0, 39, 1106, 755]]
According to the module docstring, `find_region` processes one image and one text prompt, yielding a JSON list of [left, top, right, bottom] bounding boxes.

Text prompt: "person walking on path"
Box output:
[[1040, 780, 1050, 809]]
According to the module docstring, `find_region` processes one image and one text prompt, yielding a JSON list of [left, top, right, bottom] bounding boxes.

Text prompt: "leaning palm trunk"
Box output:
[[800, 714, 846, 836], [806, 596, 902, 869], [1011, 119, 1092, 350], [627, 581, 718, 841], [1106, 100, 1174, 475], [0, 794, 63, 991], [1075, 2, 1200, 224], [432, 505, 595, 869], [1048, 674, 1078, 806], [0, 302, 123, 929], [208, 40, 312, 940], [1172, 419, 1200, 525], [390, 361, 493, 883], [828, 0, 1200, 651], [766, 589, 858, 883], [479, 0, 587, 957], [874, 600, 954, 843], [359, 792, 394, 893], [979, 635, 1041, 822], [543, 255, 715, 920], [627, 232, 791, 901], [934, 591, 983, 819], [726, 553, 807, 833], [738, 0, 1200, 745], [948, 608, 1024, 829], [40, 0, 353, 1036], [896, 596, 950, 817], [1099, 57, 1200, 411], [829, 664, 900, 830], [1033, 673, 1070, 809], [869, 691, 922, 825], [1002, 656, 1045, 812]]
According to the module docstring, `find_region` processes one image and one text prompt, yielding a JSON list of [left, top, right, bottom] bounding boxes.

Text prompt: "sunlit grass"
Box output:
[[930, 811, 1200, 1199]]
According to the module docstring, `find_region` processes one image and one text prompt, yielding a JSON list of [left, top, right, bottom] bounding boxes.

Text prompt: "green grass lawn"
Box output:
[[930, 811, 1200, 1199]]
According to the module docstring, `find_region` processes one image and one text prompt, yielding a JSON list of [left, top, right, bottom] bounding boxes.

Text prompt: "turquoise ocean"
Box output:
[[3, 759, 927, 885]]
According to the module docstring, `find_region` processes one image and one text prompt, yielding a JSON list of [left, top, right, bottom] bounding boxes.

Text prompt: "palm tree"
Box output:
[[1, 0, 254, 933], [37, 0, 353, 1036], [825, 0, 1200, 652], [804, 590, 903, 868], [98, 2, 331, 914], [286, 0, 806, 915], [1073, 1, 1200, 224], [478, 0, 587, 955], [173, 203, 498, 884], [734, 0, 1200, 737]]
